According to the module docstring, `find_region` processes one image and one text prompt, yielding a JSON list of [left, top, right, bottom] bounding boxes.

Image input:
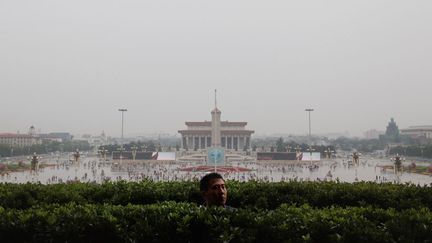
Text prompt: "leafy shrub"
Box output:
[[0, 181, 432, 210], [0, 202, 431, 242]]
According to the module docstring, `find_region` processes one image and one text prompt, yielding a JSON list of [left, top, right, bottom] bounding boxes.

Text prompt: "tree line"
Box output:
[[389, 145, 432, 158], [99, 140, 179, 153], [0, 140, 92, 158]]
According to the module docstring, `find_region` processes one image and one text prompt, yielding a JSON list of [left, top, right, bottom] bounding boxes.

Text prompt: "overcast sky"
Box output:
[[1, 0, 431, 137]]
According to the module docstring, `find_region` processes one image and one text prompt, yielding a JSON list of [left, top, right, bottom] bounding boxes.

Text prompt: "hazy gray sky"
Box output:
[[1, 0, 431, 137]]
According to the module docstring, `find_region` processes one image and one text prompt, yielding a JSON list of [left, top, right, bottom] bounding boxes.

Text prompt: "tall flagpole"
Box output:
[[215, 89, 217, 108], [214, 89, 217, 173]]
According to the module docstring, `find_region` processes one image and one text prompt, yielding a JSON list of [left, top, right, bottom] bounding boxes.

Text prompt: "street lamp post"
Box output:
[[29, 152, 40, 174], [391, 153, 404, 182], [305, 108, 314, 144], [305, 108, 314, 163], [118, 109, 128, 145], [295, 146, 302, 161], [352, 152, 359, 166], [73, 149, 80, 164], [391, 153, 404, 174], [307, 146, 315, 165], [131, 146, 138, 160], [118, 146, 125, 164], [325, 148, 335, 159], [98, 147, 108, 161], [118, 108, 127, 162]]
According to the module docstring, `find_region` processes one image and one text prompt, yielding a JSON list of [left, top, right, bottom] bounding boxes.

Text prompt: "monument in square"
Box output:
[[178, 90, 254, 172], [178, 93, 254, 153], [207, 90, 225, 166]]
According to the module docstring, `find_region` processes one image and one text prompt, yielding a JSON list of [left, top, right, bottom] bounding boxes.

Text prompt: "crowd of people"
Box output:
[[0, 153, 418, 184]]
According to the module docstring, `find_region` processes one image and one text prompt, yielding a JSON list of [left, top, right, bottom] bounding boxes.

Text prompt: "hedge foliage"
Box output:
[[0, 180, 431, 210], [1, 181, 432, 242], [0, 202, 431, 243]]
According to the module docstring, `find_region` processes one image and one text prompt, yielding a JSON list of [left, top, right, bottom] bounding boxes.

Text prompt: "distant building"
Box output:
[[400, 126, 432, 139], [33, 132, 73, 143], [81, 131, 108, 146], [363, 129, 384, 139], [0, 133, 41, 147], [178, 121, 254, 150], [48, 133, 73, 142], [385, 118, 400, 137], [28, 125, 36, 136], [1, 125, 74, 146], [37, 134, 63, 142], [380, 118, 400, 143], [178, 91, 255, 151]]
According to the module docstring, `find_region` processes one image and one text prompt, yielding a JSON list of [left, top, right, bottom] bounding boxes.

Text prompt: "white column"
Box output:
[[211, 108, 221, 147]]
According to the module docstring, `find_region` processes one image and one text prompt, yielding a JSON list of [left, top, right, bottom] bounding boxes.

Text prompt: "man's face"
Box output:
[[203, 178, 227, 207]]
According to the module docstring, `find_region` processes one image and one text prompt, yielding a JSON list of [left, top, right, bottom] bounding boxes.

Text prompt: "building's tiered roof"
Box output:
[[0, 133, 34, 138], [401, 126, 432, 131], [185, 121, 248, 126], [178, 130, 254, 135]]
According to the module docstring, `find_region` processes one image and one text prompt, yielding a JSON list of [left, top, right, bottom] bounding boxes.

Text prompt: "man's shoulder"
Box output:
[[224, 205, 237, 211], [200, 204, 237, 211]]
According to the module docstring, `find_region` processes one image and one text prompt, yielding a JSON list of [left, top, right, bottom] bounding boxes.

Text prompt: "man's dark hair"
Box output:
[[200, 172, 224, 192]]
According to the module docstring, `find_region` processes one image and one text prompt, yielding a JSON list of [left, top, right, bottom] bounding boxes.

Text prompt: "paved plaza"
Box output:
[[0, 153, 431, 185]]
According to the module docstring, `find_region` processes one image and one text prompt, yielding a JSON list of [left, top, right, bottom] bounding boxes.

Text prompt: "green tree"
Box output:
[[276, 137, 284, 152]]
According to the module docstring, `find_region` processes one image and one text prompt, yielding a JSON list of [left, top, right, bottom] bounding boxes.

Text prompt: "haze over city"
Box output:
[[1, 0, 431, 137]]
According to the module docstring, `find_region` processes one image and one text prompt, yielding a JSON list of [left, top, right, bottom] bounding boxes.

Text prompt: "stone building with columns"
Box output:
[[178, 121, 254, 151]]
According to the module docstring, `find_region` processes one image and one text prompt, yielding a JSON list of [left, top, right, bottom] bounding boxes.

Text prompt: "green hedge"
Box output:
[[0, 180, 431, 210], [0, 202, 431, 243]]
